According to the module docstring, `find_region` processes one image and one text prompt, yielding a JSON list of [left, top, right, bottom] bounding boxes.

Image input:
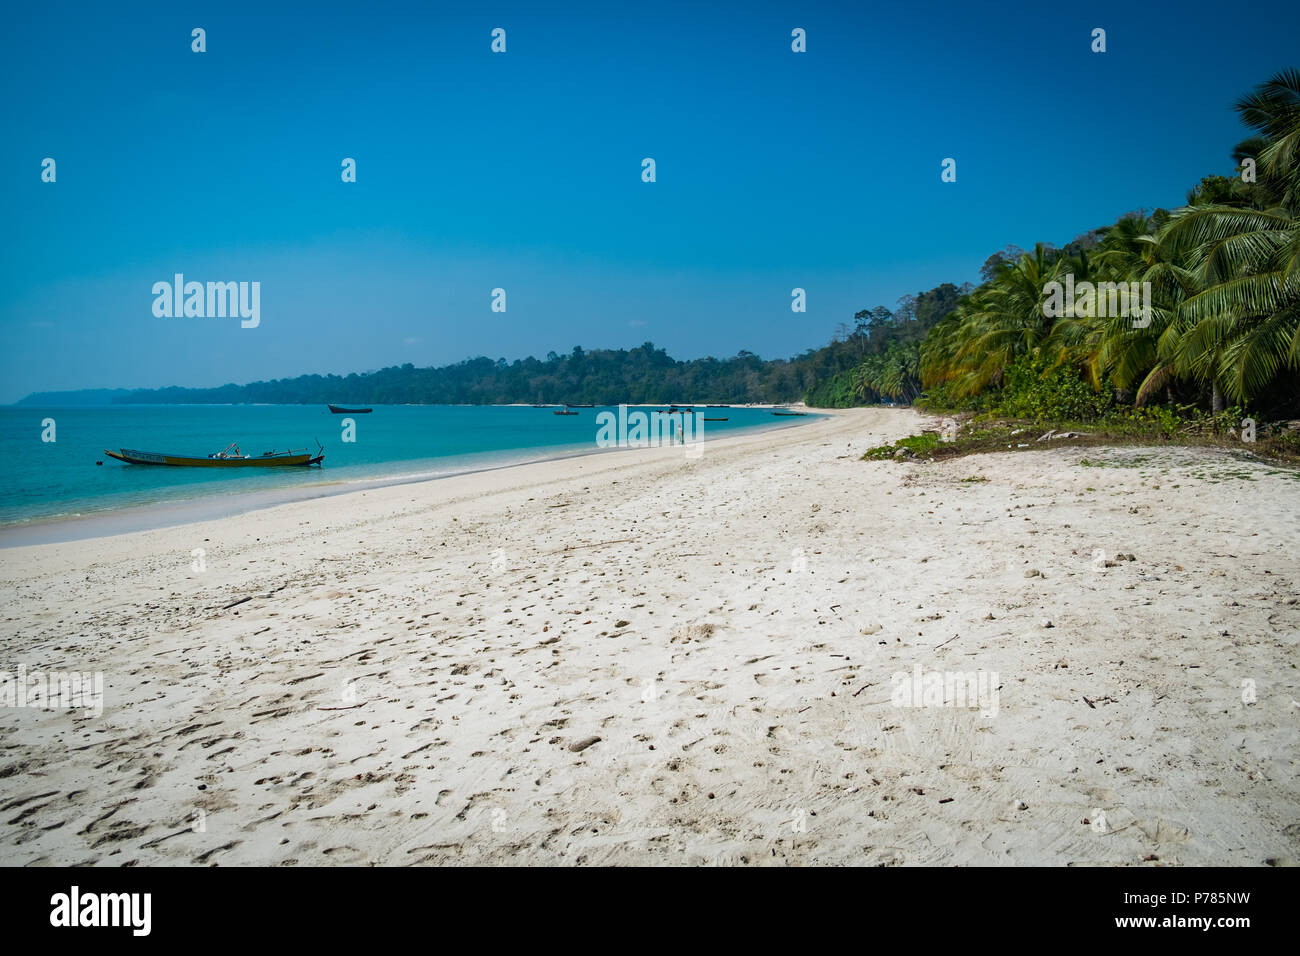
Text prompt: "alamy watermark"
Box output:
[[890, 664, 999, 718], [50, 886, 150, 936], [1, 664, 103, 716], [1043, 274, 1151, 329], [152, 274, 260, 328], [596, 405, 703, 457]]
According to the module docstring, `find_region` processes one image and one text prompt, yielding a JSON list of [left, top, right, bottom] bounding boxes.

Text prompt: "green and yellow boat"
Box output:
[[104, 441, 324, 468]]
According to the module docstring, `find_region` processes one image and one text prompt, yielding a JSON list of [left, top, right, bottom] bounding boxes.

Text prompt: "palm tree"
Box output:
[[913, 72, 1299, 415], [1081, 211, 1202, 405], [850, 343, 922, 404], [1158, 204, 1299, 405], [923, 244, 1064, 398], [1232, 68, 1300, 210], [1156, 70, 1300, 406]]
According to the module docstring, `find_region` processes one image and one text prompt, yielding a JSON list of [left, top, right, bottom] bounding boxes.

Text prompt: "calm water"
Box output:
[[0, 405, 814, 526]]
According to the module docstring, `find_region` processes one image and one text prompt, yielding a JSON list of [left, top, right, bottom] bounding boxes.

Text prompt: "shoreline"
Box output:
[[1, 406, 1295, 866], [0, 415, 822, 548]]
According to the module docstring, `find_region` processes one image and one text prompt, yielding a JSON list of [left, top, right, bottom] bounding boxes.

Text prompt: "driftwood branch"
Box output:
[[546, 538, 636, 556]]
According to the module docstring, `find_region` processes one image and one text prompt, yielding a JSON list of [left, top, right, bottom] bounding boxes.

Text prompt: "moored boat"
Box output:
[[104, 441, 324, 468], [328, 404, 372, 414]]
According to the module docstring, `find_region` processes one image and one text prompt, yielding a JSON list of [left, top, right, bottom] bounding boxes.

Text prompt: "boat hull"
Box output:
[[105, 449, 323, 468], [328, 405, 372, 414]]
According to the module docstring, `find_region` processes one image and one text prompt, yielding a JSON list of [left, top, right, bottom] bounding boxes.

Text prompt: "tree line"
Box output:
[[87, 341, 856, 407], [919, 70, 1300, 420]]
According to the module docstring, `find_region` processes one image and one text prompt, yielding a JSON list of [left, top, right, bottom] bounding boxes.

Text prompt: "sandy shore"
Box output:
[[1, 407, 1296, 866]]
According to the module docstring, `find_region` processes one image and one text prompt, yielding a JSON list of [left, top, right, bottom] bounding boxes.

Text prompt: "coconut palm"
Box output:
[[1232, 68, 1300, 210], [1155, 70, 1300, 406], [1158, 204, 1299, 405], [850, 343, 922, 403], [1077, 211, 1203, 405], [922, 244, 1065, 397], [916, 72, 1300, 413]]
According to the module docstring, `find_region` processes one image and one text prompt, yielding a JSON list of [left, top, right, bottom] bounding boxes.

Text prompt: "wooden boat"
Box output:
[[328, 404, 372, 414], [553, 409, 579, 416], [105, 441, 324, 468], [565, 403, 595, 408], [702, 417, 729, 422], [772, 410, 808, 416]]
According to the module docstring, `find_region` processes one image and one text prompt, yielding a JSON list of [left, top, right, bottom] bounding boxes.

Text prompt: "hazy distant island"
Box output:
[[17, 283, 966, 408]]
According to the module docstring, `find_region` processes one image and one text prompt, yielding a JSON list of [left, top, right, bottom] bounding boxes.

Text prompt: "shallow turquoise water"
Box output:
[[0, 405, 812, 525]]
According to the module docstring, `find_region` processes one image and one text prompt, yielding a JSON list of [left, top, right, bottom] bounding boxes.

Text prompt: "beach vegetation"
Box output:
[[912, 70, 1300, 427], [830, 71, 1300, 445]]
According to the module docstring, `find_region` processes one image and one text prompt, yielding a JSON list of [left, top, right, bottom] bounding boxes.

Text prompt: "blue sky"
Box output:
[[2, 0, 1297, 402]]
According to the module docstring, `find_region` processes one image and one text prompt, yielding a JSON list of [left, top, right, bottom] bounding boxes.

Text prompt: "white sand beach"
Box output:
[[0, 407, 1296, 866]]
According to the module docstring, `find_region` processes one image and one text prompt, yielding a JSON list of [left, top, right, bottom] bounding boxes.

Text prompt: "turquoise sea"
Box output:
[[0, 404, 815, 529]]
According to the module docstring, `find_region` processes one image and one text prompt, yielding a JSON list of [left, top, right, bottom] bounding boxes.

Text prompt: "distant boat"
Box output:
[[772, 409, 807, 416], [328, 404, 372, 414], [706, 404, 729, 408], [554, 410, 579, 416], [566, 403, 595, 408], [104, 441, 324, 468], [702, 417, 729, 422]]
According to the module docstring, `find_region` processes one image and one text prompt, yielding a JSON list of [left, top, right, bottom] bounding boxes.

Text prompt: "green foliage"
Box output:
[[807, 282, 970, 407], [804, 367, 862, 408], [863, 431, 941, 459], [109, 342, 840, 406], [912, 71, 1300, 419], [868, 405, 1299, 467], [913, 382, 985, 414], [1103, 403, 1245, 438], [897, 432, 941, 454], [995, 355, 1117, 422]]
